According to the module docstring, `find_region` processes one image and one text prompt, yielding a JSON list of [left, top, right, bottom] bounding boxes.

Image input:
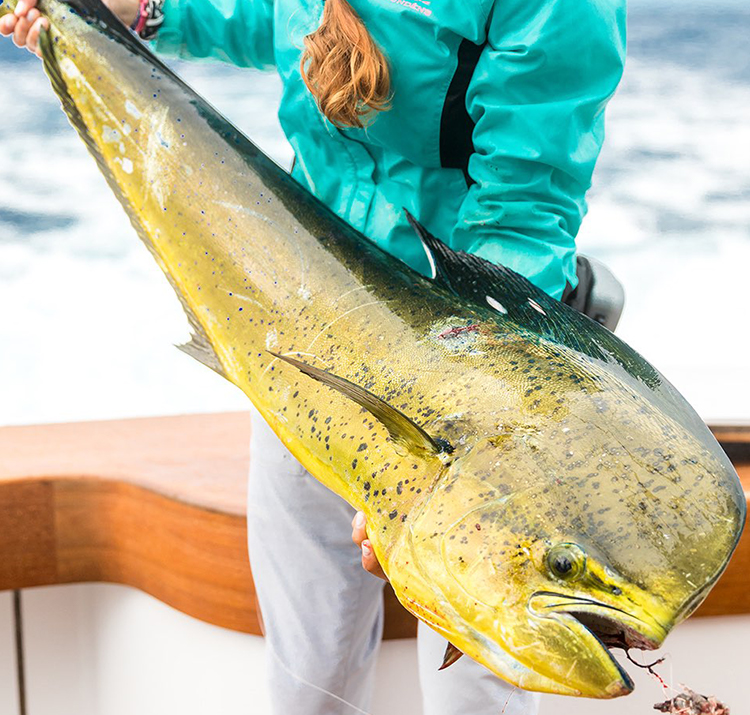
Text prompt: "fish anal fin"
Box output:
[[270, 351, 447, 458], [177, 331, 226, 378]]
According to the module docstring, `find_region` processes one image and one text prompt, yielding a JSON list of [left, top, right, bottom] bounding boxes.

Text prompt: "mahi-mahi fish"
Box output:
[[2, 0, 745, 698]]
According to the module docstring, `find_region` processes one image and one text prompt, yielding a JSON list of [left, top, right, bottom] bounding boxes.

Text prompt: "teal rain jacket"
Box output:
[[154, 0, 626, 298]]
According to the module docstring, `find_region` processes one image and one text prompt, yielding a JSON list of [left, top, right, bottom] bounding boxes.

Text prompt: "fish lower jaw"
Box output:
[[602, 680, 634, 698], [568, 609, 665, 652]]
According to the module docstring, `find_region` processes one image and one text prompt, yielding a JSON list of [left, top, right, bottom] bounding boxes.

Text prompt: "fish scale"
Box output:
[[2, 0, 745, 699]]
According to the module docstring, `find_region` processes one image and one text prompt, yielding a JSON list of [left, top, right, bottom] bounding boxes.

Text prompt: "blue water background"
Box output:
[[0, 2, 748, 424]]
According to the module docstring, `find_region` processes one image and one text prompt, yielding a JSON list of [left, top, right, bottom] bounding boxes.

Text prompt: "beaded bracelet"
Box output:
[[131, 0, 166, 40]]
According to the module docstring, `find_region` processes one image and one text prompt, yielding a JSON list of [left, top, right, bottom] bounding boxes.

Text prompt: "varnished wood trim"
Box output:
[[708, 423, 750, 444], [0, 414, 748, 637], [0, 414, 413, 637]]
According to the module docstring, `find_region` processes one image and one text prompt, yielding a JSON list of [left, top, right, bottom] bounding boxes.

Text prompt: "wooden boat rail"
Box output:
[[0, 413, 748, 638]]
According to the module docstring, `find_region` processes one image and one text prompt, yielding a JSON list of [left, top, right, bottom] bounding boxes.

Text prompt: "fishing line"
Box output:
[[265, 641, 373, 715], [668, 657, 675, 696], [253, 591, 374, 715], [625, 648, 674, 696], [499, 685, 517, 714], [625, 648, 666, 672]]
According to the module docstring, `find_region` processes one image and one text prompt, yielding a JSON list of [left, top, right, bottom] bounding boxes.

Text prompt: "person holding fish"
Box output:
[[3, 0, 628, 712]]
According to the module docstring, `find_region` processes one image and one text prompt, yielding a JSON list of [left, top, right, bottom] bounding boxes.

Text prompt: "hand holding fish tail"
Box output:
[[0, 0, 138, 55], [351, 512, 388, 582], [0, 0, 47, 56]]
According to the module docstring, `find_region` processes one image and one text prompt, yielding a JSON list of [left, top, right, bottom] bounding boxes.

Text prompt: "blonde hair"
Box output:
[[300, 0, 392, 129]]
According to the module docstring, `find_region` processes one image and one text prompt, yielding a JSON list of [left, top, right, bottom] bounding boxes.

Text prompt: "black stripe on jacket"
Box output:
[[439, 38, 485, 186]]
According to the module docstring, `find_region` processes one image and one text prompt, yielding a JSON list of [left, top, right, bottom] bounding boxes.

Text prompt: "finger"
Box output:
[[361, 540, 388, 581], [351, 511, 367, 547], [0, 14, 18, 35], [14, 0, 36, 17], [12, 14, 31, 46], [27, 16, 46, 55]]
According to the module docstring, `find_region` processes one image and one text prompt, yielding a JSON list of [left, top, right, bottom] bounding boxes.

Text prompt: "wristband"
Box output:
[[131, 0, 165, 40]]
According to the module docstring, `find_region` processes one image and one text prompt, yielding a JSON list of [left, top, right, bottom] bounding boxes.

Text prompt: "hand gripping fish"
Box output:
[[2, 0, 745, 698]]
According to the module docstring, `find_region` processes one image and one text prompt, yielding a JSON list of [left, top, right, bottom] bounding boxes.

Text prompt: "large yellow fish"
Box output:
[[2, 0, 745, 698]]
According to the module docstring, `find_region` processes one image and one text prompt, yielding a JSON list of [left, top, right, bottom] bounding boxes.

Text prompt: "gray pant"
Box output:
[[246, 410, 540, 715]]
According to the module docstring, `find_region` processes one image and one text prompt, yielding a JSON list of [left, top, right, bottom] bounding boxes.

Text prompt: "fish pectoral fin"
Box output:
[[269, 351, 450, 458], [438, 642, 464, 671]]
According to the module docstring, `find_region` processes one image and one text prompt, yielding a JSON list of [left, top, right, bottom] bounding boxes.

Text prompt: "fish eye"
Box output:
[[546, 543, 587, 582]]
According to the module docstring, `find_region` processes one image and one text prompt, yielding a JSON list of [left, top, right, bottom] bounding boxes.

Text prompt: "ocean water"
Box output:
[[0, 2, 748, 426]]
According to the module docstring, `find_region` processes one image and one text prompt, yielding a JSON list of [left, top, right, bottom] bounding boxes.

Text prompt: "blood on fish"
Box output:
[[438, 324, 480, 339]]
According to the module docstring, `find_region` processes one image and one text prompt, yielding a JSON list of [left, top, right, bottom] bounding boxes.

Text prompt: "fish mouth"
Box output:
[[530, 591, 666, 651], [526, 591, 669, 696], [568, 608, 661, 651]]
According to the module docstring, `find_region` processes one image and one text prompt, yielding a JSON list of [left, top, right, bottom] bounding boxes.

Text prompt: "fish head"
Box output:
[[402, 412, 745, 698]]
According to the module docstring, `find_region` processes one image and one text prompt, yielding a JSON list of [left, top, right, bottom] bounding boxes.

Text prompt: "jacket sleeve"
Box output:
[[450, 0, 626, 299], [152, 0, 276, 69]]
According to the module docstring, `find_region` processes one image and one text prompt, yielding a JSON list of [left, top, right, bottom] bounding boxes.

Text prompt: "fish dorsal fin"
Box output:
[[405, 209, 453, 287], [405, 208, 580, 343], [404, 208, 545, 317], [404, 210, 661, 386], [270, 352, 450, 458]]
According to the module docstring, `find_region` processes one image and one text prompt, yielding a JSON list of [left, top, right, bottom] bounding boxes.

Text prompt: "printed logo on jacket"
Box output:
[[388, 0, 432, 17]]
